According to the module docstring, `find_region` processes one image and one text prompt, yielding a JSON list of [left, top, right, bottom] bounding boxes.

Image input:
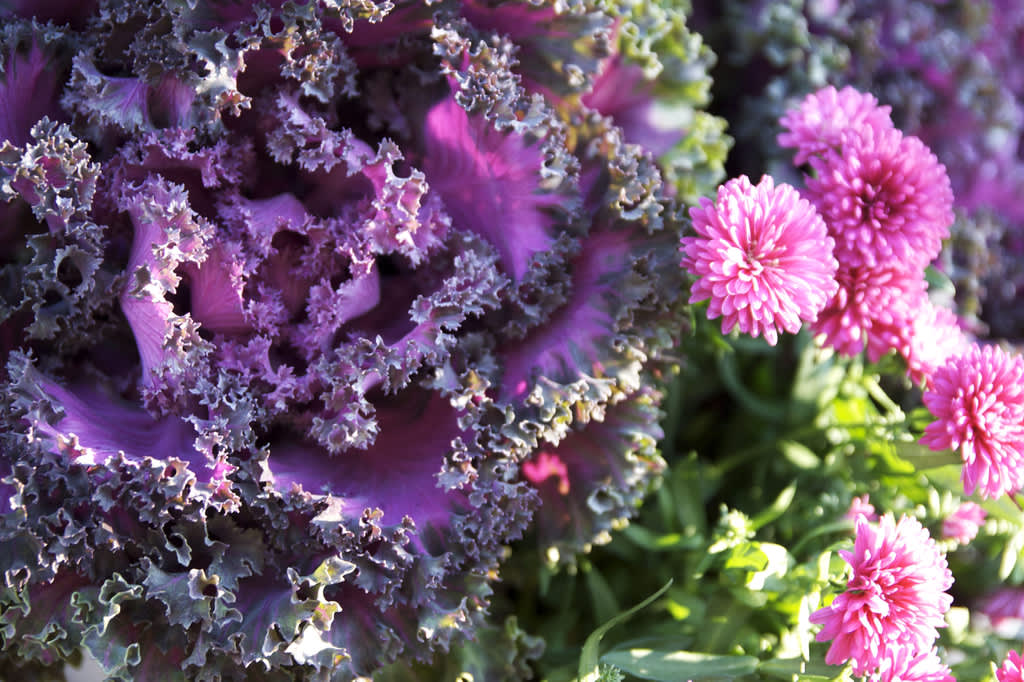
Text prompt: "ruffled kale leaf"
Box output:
[[0, 1, 729, 677]]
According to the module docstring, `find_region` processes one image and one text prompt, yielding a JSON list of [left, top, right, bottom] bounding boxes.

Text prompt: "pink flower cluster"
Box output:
[[809, 514, 954, 678], [779, 86, 965, 383], [780, 88, 1024, 504], [682, 84, 965, 358]]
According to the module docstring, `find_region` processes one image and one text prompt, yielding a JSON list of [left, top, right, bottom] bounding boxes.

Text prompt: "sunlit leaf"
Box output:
[[600, 649, 758, 681], [578, 581, 673, 682]]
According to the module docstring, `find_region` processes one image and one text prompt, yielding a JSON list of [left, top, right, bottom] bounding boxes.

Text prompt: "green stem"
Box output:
[[790, 519, 855, 557], [862, 374, 902, 418]]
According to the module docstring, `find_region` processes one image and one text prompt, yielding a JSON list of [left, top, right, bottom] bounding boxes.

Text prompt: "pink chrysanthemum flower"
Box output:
[[845, 494, 878, 523], [805, 125, 954, 272], [942, 501, 987, 544], [871, 646, 954, 682], [778, 85, 894, 165], [900, 302, 970, 386], [921, 344, 1024, 499], [680, 175, 838, 346], [811, 265, 927, 361], [809, 514, 953, 676], [997, 649, 1024, 682]]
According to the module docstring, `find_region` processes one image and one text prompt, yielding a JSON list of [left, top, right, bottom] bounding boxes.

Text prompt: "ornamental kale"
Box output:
[[0, 0, 726, 679]]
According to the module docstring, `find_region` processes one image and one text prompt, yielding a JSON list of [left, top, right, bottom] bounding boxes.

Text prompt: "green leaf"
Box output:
[[721, 542, 790, 599], [907, 406, 936, 431], [661, 370, 684, 461], [925, 264, 956, 306], [577, 580, 673, 682], [790, 523, 852, 558], [668, 452, 713, 537], [623, 525, 704, 552], [599, 649, 758, 681], [585, 566, 621, 626], [751, 483, 797, 529], [891, 441, 961, 471], [1001, 529, 1024, 581], [789, 334, 845, 421], [922, 465, 963, 494], [722, 542, 769, 575], [757, 657, 846, 680], [779, 441, 821, 470], [747, 543, 789, 589]]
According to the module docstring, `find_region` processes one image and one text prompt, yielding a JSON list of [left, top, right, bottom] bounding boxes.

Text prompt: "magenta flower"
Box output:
[[997, 649, 1024, 682], [942, 501, 987, 544], [980, 588, 1024, 626], [778, 85, 894, 165], [845, 494, 878, 523], [871, 646, 954, 682], [805, 125, 954, 272], [809, 514, 953, 676], [901, 302, 970, 386], [811, 264, 927, 362], [921, 344, 1024, 499], [680, 175, 838, 346]]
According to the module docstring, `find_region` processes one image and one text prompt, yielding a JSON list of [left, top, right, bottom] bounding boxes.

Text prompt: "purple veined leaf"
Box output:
[[268, 387, 474, 536], [64, 56, 198, 136], [110, 127, 255, 206], [116, 176, 213, 408], [0, 0, 97, 27], [334, 2, 434, 68], [584, 54, 685, 158], [0, 37, 65, 146], [0, 0, 716, 676], [496, 223, 679, 407], [21, 373, 227, 489], [179, 244, 250, 336], [421, 96, 561, 282]]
